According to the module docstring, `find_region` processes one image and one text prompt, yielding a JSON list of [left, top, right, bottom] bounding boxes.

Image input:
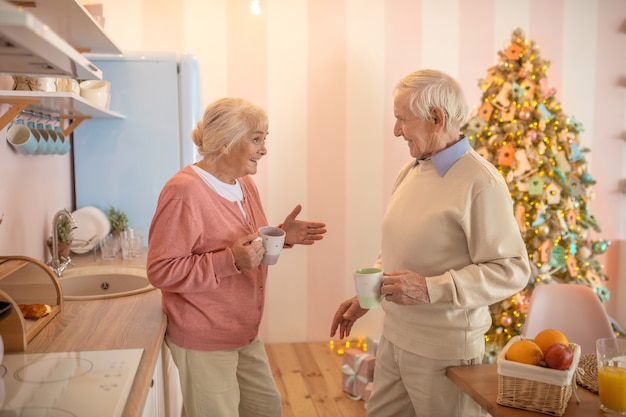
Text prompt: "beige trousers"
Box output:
[[167, 337, 281, 417], [365, 335, 484, 417]]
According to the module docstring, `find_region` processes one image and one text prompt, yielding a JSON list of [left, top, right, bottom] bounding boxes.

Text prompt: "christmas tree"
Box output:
[[463, 28, 613, 363]]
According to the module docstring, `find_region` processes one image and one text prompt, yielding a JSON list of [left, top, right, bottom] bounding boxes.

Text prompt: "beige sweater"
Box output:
[[377, 145, 531, 360]]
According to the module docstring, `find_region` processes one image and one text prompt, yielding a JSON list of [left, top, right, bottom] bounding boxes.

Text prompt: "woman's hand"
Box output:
[[280, 204, 327, 246], [330, 296, 368, 339], [230, 233, 264, 270]]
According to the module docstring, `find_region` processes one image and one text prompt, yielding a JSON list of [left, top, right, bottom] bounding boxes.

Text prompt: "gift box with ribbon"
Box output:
[[341, 348, 375, 400], [362, 381, 373, 403]]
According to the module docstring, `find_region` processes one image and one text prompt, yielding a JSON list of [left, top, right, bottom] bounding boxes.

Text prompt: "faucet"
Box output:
[[49, 209, 77, 277]]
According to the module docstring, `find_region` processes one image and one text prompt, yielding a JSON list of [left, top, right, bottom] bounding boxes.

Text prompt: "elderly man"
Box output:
[[331, 69, 531, 417]]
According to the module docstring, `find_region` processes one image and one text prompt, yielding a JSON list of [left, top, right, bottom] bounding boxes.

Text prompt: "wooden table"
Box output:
[[446, 364, 603, 417]]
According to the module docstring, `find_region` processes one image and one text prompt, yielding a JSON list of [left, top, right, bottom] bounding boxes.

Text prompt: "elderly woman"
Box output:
[[147, 97, 326, 417]]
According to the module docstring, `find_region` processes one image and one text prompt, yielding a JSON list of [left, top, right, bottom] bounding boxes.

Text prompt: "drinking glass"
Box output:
[[596, 337, 626, 414]]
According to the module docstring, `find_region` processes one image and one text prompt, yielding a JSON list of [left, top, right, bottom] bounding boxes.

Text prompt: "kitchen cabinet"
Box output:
[[142, 345, 166, 417], [0, 256, 63, 352], [0, 0, 125, 135], [163, 342, 184, 417], [141, 342, 184, 417]]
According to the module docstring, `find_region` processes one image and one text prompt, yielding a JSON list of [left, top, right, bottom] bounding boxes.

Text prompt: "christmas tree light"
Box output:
[[463, 28, 613, 363]]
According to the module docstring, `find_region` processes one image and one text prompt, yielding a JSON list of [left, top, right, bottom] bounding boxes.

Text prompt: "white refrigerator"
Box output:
[[73, 52, 202, 239]]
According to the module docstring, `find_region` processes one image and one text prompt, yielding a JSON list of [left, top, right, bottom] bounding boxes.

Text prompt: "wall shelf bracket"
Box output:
[[60, 114, 92, 137], [0, 98, 41, 131]]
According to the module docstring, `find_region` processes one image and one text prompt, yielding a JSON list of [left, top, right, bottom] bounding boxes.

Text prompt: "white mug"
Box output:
[[54, 126, 71, 154], [258, 226, 286, 265], [6, 121, 38, 154], [354, 268, 384, 309], [36, 122, 55, 154], [26, 121, 45, 154]]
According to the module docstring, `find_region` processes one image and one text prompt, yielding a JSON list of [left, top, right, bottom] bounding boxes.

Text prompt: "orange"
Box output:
[[534, 329, 569, 354], [505, 339, 544, 365]]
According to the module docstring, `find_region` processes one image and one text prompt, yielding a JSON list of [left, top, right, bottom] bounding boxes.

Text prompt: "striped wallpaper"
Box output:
[[3, 0, 622, 343]]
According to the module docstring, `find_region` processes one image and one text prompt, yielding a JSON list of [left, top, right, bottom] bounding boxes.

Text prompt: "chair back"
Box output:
[[521, 283, 614, 355]]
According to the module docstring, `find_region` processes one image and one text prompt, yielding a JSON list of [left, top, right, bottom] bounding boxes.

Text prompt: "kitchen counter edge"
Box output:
[[26, 251, 166, 417]]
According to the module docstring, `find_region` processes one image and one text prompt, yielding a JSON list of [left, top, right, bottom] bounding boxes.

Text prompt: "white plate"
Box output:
[[70, 206, 111, 254]]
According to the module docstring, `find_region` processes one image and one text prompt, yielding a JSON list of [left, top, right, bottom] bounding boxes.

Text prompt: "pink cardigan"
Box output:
[[147, 166, 269, 351]]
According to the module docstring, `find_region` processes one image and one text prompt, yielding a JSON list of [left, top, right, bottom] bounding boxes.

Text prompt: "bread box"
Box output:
[[0, 256, 63, 352]]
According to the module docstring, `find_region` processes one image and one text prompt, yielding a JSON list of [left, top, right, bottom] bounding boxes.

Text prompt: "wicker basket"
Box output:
[[497, 336, 582, 416], [576, 354, 598, 394]]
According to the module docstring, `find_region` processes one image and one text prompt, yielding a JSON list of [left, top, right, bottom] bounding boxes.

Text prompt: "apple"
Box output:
[[544, 343, 574, 370]]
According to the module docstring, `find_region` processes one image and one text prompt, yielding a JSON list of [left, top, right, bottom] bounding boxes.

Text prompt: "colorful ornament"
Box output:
[[568, 178, 582, 198], [499, 106, 515, 121], [539, 239, 552, 263], [513, 149, 532, 176], [566, 256, 578, 277], [566, 209, 577, 227], [537, 103, 554, 120], [528, 175, 545, 195], [505, 43, 524, 60], [466, 116, 487, 133], [494, 82, 513, 109], [478, 102, 494, 121], [555, 151, 572, 173], [532, 213, 546, 227], [500, 315, 513, 327], [546, 183, 562, 204], [596, 286, 610, 302], [520, 79, 535, 101], [518, 107, 533, 120], [548, 245, 566, 267], [592, 240, 610, 254], [568, 142, 583, 162], [498, 143, 516, 166], [580, 172, 593, 184]]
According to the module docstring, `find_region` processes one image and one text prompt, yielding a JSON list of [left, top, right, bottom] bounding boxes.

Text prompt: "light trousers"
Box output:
[[167, 337, 281, 417], [366, 335, 484, 417]]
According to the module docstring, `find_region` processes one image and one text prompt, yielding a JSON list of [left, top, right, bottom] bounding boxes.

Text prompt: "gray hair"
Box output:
[[395, 69, 468, 134], [192, 97, 268, 159]]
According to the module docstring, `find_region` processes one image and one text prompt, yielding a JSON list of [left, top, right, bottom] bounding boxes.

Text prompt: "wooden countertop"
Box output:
[[446, 364, 602, 417], [25, 250, 167, 417]]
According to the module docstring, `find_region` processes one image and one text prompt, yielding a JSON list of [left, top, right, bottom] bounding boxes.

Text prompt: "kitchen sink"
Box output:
[[60, 265, 155, 300]]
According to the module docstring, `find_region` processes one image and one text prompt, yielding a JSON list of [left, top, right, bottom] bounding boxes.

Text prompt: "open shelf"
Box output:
[[17, 0, 123, 55], [0, 90, 124, 135]]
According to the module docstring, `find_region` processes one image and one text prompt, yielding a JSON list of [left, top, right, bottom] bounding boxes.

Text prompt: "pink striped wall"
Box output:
[[1, 0, 624, 343], [592, 0, 626, 318], [72, 0, 626, 341], [306, 0, 348, 340]]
